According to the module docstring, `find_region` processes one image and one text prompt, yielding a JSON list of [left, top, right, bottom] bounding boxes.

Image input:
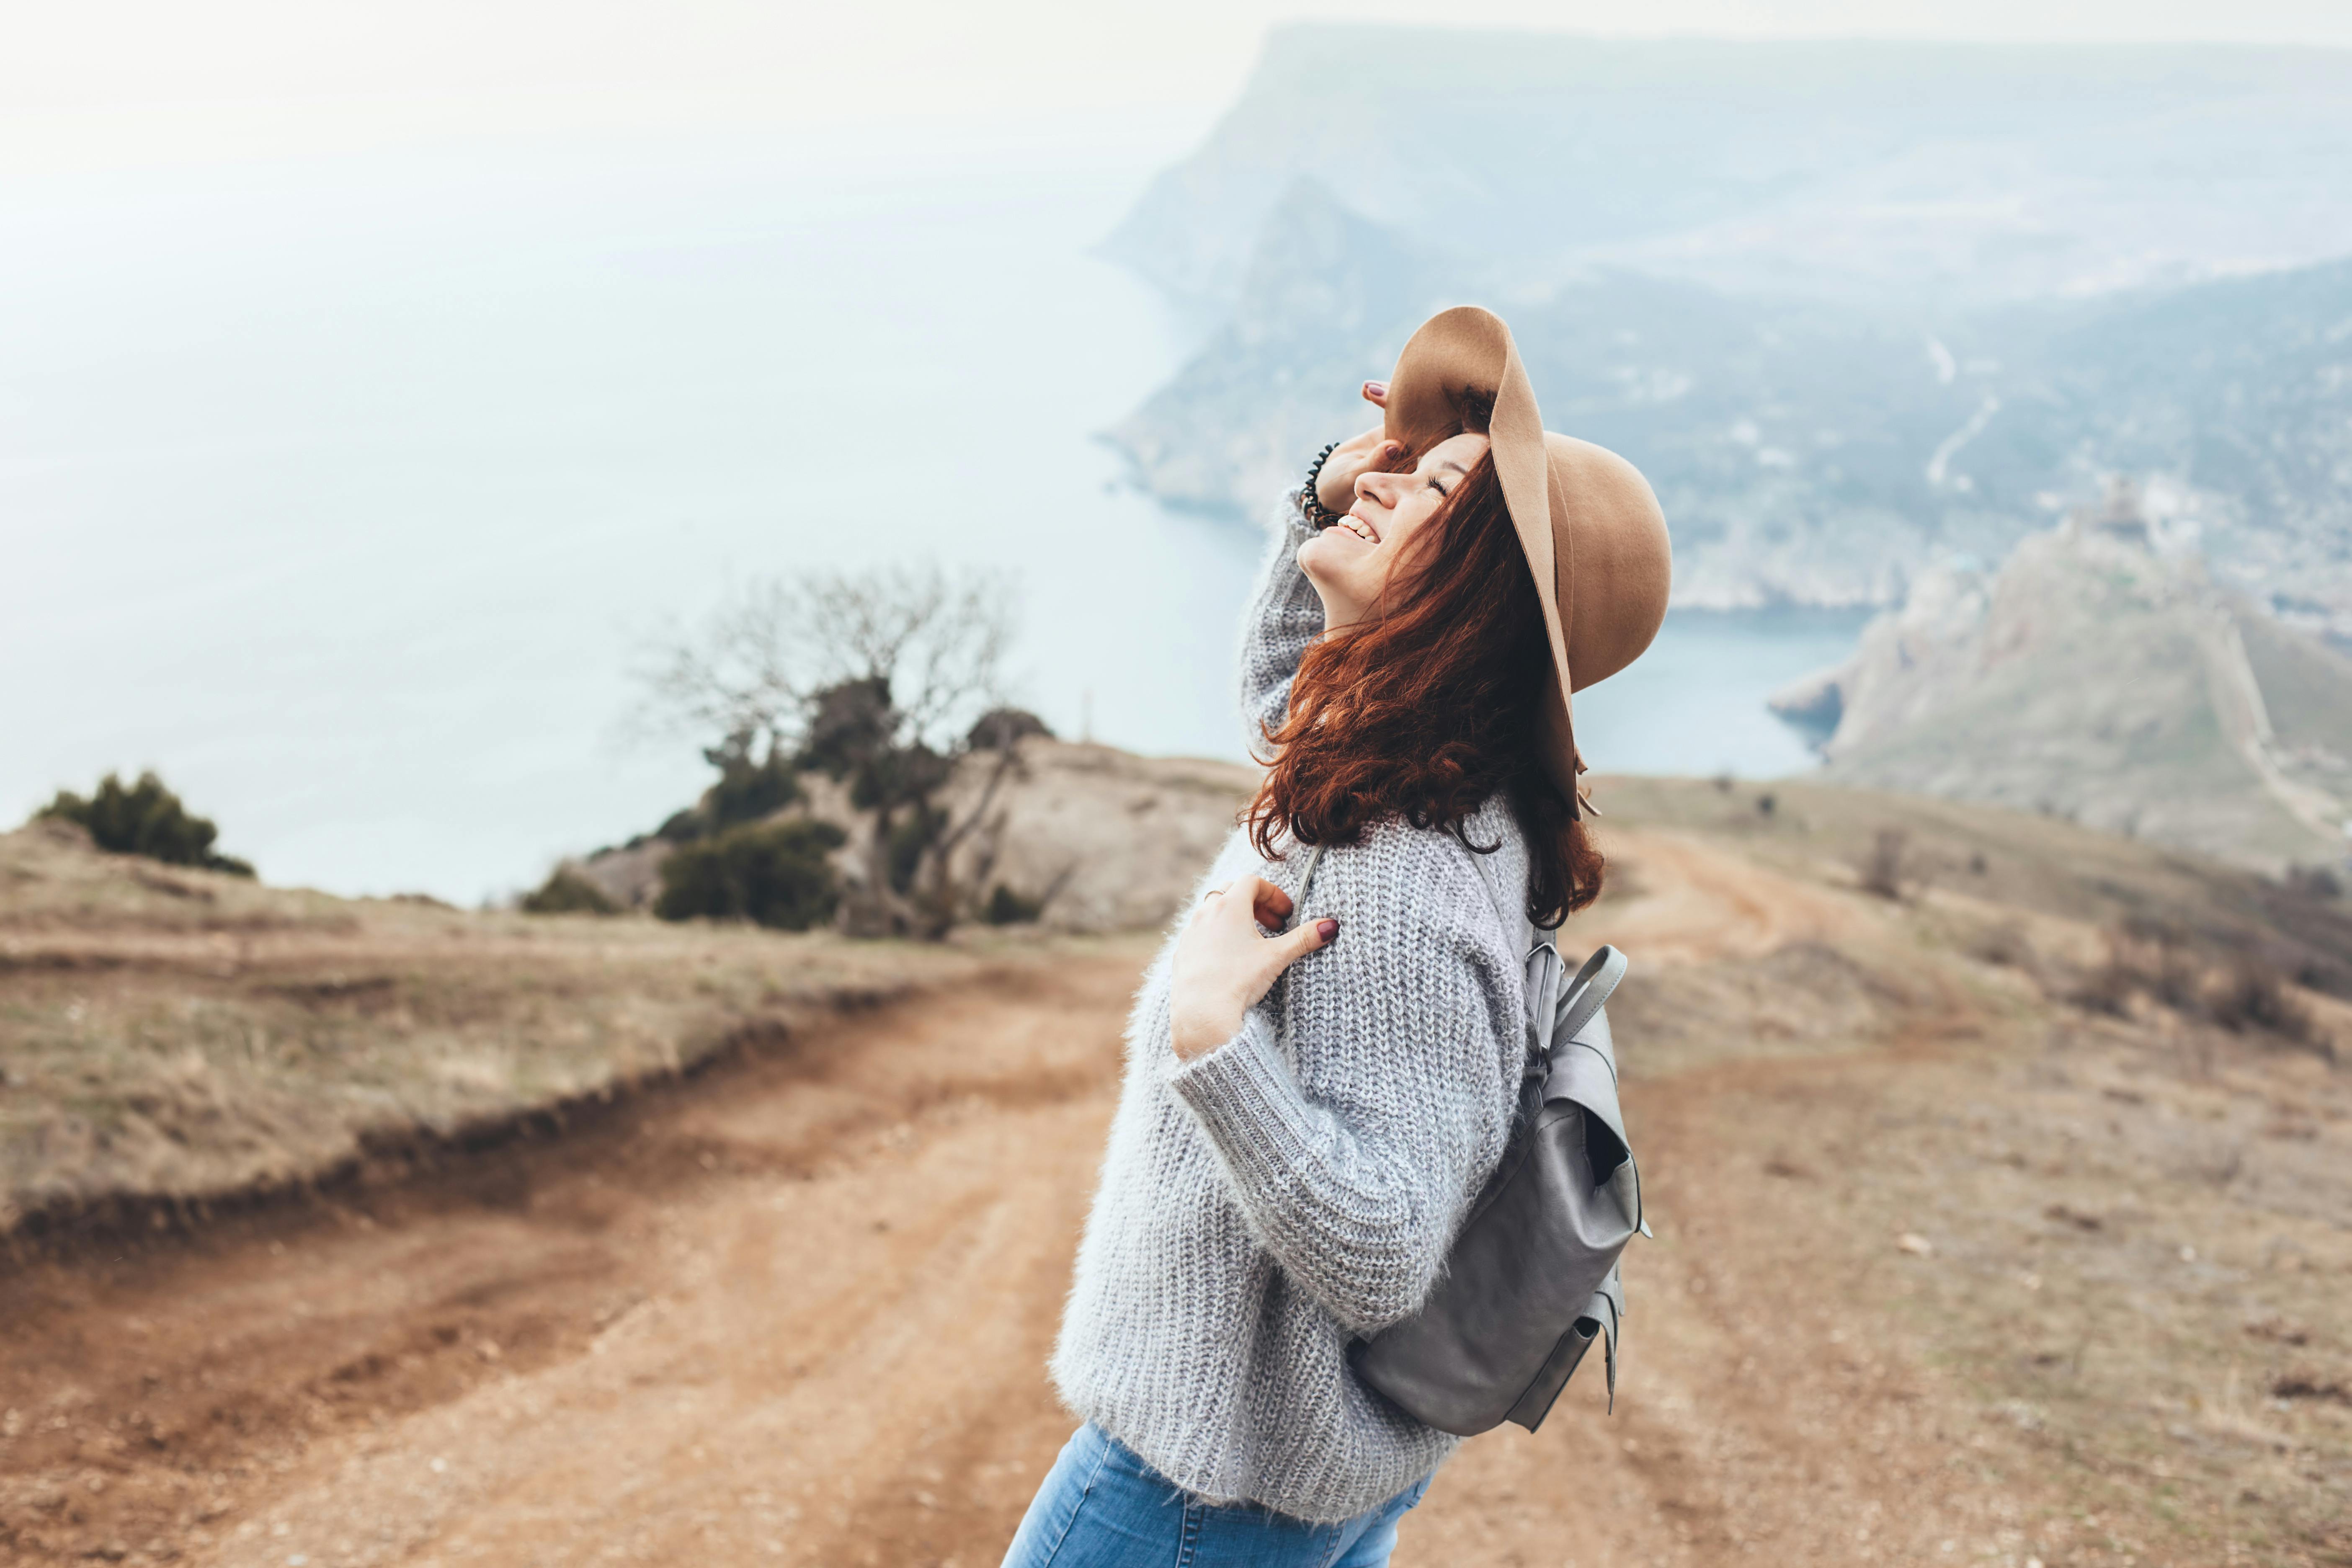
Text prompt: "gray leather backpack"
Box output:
[[1296, 843, 1645, 1437]]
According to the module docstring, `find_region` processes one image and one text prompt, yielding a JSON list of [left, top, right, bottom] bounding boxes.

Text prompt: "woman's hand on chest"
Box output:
[[1168, 876, 1340, 1062]]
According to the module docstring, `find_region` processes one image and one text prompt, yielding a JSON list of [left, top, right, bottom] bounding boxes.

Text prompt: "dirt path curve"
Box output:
[[3, 882, 2041, 1567], [1581, 826, 1868, 966]]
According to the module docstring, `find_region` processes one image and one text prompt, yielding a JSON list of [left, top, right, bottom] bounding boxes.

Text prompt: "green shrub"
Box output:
[[2208, 955, 2317, 1043], [968, 707, 1053, 749], [796, 677, 897, 781], [656, 807, 709, 845], [886, 803, 946, 895], [2081, 922, 2202, 1016], [521, 867, 620, 916], [34, 771, 254, 877], [1970, 921, 2033, 969], [655, 820, 845, 930], [983, 885, 1045, 926], [2286, 864, 2344, 900], [704, 732, 799, 828], [659, 730, 801, 844]]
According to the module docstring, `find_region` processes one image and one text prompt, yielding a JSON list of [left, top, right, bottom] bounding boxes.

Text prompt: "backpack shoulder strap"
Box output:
[[1291, 841, 1325, 911], [1557, 946, 1629, 1047], [1300, 836, 1625, 1061], [1460, 838, 1540, 964]]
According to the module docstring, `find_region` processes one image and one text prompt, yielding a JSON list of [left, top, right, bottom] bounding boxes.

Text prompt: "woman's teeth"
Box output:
[[1342, 517, 1377, 543]]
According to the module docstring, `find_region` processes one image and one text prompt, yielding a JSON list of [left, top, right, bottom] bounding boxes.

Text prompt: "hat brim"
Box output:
[[1383, 307, 1673, 813], [1385, 306, 1579, 805]]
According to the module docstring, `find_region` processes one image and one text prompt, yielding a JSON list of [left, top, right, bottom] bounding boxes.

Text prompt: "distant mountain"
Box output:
[[1102, 31, 2352, 635], [1112, 209, 2352, 629], [1109, 30, 2352, 320], [1771, 489, 2352, 874]]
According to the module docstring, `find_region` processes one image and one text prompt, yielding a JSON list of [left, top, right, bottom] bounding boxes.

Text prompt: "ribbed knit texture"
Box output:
[[1047, 489, 1532, 1523]]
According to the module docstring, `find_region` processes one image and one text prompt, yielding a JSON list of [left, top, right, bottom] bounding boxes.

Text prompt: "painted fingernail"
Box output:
[[1317, 919, 1340, 942], [1364, 381, 1386, 395]]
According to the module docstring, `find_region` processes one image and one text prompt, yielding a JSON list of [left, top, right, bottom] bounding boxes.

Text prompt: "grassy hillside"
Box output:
[[0, 820, 992, 1240], [1598, 774, 2351, 959], [1586, 776, 2350, 1566], [7, 772, 2343, 1243]]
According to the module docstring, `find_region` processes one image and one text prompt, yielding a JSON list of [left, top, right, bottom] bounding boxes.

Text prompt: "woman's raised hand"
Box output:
[[1168, 877, 1339, 1061], [1315, 381, 1400, 519]]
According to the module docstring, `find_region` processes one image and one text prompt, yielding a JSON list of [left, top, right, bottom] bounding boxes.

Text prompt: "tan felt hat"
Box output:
[[1382, 305, 1671, 812]]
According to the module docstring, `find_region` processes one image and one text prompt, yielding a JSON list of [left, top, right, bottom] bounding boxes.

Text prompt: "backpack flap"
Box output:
[[1542, 949, 1640, 1231], [1544, 1010, 1640, 1230], [1542, 948, 1627, 1141]]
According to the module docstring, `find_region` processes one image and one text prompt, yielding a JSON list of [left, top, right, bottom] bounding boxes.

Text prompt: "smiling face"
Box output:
[[1297, 431, 1492, 628]]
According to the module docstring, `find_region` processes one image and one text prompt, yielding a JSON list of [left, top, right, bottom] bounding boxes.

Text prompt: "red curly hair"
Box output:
[[1246, 450, 1603, 927]]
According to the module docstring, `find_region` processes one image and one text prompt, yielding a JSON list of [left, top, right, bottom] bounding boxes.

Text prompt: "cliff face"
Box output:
[[1773, 500, 2352, 874], [1101, 29, 2352, 632]]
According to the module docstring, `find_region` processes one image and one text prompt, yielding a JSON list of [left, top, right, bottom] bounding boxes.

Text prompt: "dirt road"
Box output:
[[5, 828, 2342, 1566]]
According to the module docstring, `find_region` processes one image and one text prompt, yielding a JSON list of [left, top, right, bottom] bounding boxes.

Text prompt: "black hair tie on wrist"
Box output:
[[1300, 441, 1344, 528]]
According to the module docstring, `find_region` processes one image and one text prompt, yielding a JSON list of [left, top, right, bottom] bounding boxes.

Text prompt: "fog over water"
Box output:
[[0, 117, 1852, 903]]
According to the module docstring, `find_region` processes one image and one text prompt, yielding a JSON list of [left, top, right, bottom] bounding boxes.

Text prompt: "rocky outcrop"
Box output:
[[581, 740, 1259, 934], [1773, 490, 2352, 873], [930, 741, 1259, 933]]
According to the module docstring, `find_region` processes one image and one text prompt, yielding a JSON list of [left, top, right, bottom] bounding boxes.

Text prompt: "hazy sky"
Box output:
[[10, 0, 2352, 173]]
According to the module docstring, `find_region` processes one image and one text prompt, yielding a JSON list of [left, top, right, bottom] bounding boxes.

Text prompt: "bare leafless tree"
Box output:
[[636, 566, 1028, 937], [637, 566, 1013, 758]]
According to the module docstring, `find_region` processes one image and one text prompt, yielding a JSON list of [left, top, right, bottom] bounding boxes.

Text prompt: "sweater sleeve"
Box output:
[[1236, 487, 1326, 755], [1163, 854, 1520, 1337]]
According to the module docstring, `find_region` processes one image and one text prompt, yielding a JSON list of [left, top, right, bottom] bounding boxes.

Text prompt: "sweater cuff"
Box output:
[[1165, 1011, 1319, 1189], [1280, 487, 1319, 545]]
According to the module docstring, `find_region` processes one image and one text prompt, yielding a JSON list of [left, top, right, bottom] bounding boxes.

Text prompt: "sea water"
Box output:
[[0, 119, 1859, 902], [1573, 606, 1870, 783]]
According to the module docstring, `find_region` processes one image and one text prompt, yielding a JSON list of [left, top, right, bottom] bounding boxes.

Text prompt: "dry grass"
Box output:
[[2071, 923, 2331, 1062], [2212, 957, 2326, 1050], [1970, 919, 2037, 970], [1858, 825, 1914, 899], [5, 781, 2348, 1564], [1591, 777, 2352, 1568], [0, 823, 998, 1239]]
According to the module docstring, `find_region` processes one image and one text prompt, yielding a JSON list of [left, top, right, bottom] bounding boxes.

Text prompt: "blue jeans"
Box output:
[[1001, 1424, 1434, 1567]]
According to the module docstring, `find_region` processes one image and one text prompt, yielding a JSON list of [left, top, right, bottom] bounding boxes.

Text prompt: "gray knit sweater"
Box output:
[[1047, 490, 1531, 1523]]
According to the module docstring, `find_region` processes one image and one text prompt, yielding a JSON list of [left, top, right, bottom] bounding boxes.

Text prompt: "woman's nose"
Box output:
[[1354, 469, 1402, 505]]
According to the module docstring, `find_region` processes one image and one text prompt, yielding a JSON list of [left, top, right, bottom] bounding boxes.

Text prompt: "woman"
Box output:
[[1003, 307, 1671, 1566]]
